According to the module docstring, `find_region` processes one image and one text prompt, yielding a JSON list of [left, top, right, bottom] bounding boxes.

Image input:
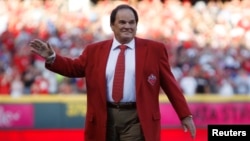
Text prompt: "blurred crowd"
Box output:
[[1, 0, 250, 97]]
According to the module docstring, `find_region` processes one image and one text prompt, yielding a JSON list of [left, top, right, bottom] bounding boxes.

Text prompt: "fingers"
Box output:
[[29, 39, 48, 59], [29, 41, 41, 54], [188, 124, 196, 139], [182, 118, 196, 139], [183, 124, 194, 135], [30, 39, 47, 51], [29, 39, 55, 60], [183, 125, 188, 132], [190, 126, 196, 139], [46, 42, 53, 51], [29, 40, 40, 51]]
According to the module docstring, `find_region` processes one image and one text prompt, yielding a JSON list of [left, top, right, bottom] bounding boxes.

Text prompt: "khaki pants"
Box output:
[[106, 108, 145, 141]]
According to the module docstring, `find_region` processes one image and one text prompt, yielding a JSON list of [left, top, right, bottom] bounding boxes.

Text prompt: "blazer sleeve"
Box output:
[[158, 43, 192, 119], [45, 47, 88, 78]]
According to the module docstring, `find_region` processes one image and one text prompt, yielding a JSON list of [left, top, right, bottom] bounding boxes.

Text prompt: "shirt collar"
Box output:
[[112, 37, 135, 50]]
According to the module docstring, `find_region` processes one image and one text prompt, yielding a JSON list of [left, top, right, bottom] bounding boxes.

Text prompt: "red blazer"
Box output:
[[46, 37, 192, 141]]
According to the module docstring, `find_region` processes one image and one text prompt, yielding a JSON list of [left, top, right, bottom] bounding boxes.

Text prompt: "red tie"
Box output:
[[112, 45, 127, 103]]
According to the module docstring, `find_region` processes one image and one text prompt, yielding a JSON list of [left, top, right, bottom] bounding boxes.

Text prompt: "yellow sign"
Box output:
[[66, 102, 87, 117]]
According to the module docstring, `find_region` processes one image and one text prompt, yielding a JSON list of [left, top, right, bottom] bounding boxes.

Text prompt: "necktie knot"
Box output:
[[119, 45, 127, 51]]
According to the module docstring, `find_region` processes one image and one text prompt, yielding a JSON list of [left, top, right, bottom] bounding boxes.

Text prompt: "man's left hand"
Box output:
[[182, 115, 196, 139]]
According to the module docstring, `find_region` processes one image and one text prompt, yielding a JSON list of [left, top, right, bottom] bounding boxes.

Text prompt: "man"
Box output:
[[30, 4, 196, 141]]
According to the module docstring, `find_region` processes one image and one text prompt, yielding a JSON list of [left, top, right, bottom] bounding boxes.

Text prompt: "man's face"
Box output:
[[111, 9, 137, 44]]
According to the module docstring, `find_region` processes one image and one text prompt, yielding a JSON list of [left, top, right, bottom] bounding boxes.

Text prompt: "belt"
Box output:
[[107, 102, 136, 109]]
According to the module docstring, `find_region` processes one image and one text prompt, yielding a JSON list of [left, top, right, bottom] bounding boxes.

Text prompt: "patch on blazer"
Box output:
[[148, 74, 157, 85]]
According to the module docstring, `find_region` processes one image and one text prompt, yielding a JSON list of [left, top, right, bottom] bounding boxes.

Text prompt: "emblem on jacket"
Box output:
[[148, 74, 157, 85]]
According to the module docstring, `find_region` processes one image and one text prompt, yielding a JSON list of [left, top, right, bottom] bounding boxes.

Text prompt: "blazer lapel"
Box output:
[[135, 37, 147, 96], [98, 39, 113, 103]]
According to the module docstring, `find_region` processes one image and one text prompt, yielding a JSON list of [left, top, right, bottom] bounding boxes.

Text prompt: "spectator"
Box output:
[[1, 0, 250, 95], [179, 68, 197, 96], [0, 67, 11, 95], [30, 74, 49, 95]]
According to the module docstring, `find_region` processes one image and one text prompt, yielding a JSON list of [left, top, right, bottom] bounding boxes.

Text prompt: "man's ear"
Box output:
[[110, 24, 114, 32]]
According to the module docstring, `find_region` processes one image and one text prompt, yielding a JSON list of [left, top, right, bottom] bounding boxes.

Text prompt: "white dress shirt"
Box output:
[[106, 38, 136, 102]]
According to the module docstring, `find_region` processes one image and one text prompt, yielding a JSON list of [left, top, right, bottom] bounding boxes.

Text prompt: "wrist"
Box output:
[[182, 115, 193, 120], [46, 52, 56, 64]]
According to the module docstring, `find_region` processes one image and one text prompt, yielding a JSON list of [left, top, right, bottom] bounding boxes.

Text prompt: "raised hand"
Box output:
[[29, 39, 54, 60]]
